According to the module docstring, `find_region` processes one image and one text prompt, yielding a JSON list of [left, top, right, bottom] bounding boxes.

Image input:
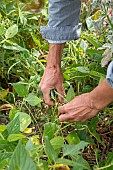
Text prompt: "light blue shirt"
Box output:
[[40, 0, 113, 88]]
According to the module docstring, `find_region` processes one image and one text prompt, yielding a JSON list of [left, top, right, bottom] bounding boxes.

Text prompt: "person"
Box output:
[[39, 0, 113, 122]]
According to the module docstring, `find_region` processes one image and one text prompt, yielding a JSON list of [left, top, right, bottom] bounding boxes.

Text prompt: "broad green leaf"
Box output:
[[76, 67, 90, 74], [50, 136, 64, 152], [0, 140, 15, 151], [88, 117, 104, 146], [66, 85, 75, 102], [72, 156, 90, 170], [45, 136, 58, 162], [56, 158, 90, 170], [43, 122, 57, 140], [14, 112, 31, 132], [3, 44, 28, 51], [66, 131, 80, 144], [7, 133, 26, 142], [9, 109, 19, 120], [5, 24, 18, 39], [63, 141, 89, 156], [82, 34, 101, 48], [13, 83, 27, 97], [25, 93, 42, 106], [89, 70, 105, 78], [80, 39, 88, 52], [25, 140, 34, 151], [6, 115, 20, 134], [8, 141, 36, 170]]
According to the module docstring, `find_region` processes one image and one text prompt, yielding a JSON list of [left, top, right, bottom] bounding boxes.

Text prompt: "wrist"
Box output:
[[89, 80, 113, 110], [46, 43, 65, 67]]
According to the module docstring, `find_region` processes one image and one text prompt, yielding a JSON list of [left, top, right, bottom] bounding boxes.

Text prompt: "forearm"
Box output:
[[89, 80, 113, 110], [46, 43, 65, 68]]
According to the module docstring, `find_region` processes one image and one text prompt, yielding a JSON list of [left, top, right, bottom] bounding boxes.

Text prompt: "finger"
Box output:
[[58, 112, 73, 122], [58, 105, 66, 116], [56, 84, 65, 103], [42, 88, 54, 106]]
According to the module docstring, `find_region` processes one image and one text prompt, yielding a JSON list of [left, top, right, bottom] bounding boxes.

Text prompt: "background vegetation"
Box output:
[[0, 0, 113, 169]]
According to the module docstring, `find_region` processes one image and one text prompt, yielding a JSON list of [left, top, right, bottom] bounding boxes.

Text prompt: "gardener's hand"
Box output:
[[58, 80, 113, 122], [39, 65, 64, 105], [58, 93, 99, 122], [39, 43, 65, 105]]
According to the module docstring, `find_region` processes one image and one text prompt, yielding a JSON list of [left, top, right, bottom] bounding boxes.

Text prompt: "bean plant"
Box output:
[[0, 0, 113, 170]]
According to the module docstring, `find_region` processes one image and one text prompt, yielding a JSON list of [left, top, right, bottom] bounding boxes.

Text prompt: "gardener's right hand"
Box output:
[[39, 44, 65, 105]]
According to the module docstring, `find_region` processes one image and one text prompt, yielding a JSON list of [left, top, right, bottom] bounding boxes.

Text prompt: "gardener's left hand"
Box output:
[[58, 93, 99, 122]]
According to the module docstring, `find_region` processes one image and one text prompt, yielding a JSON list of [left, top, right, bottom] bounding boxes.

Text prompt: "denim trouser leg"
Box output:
[[40, 0, 82, 42]]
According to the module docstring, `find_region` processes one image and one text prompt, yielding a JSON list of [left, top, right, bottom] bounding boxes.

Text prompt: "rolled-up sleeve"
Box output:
[[106, 61, 113, 88], [40, 0, 82, 42]]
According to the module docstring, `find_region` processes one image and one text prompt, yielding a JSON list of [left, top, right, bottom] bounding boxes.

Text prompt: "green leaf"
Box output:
[[66, 85, 75, 102], [82, 34, 101, 48], [0, 125, 6, 132], [43, 122, 57, 140], [8, 141, 36, 170], [80, 39, 88, 52], [89, 70, 105, 78], [72, 156, 90, 170], [25, 93, 42, 106], [13, 83, 27, 97], [6, 115, 20, 134], [0, 152, 12, 163], [0, 140, 15, 151], [0, 25, 5, 36], [5, 24, 18, 39], [45, 136, 58, 162], [7, 134, 26, 142], [76, 67, 90, 74], [50, 136, 64, 152], [14, 112, 31, 132], [56, 158, 90, 170], [63, 141, 89, 156], [66, 131, 80, 144], [3, 44, 28, 51]]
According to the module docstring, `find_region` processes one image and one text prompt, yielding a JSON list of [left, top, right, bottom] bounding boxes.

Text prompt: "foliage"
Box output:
[[0, 0, 113, 170]]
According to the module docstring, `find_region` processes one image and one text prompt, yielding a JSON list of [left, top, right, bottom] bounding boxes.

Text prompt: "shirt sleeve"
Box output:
[[106, 61, 113, 88], [40, 0, 82, 42]]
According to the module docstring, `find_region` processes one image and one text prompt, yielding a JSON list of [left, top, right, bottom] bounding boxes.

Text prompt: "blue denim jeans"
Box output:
[[40, 0, 113, 88]]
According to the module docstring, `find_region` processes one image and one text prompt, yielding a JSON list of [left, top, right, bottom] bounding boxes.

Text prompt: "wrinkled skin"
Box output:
[[39, 44, 65, 105], [58, 80, 113, 122], [58, 93, 99, 122], [39, 66, 64, 105]]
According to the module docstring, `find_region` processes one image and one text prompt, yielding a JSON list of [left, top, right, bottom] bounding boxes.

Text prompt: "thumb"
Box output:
[[58, 105, 65, 116]]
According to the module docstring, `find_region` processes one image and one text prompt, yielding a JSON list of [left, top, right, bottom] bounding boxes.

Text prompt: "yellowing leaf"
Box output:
[[0, 125, 6, 132], [24, 128, 32, 134], [30, 135, 40, 145], [0, 104, 13, 111], [92, 10, 102, 20], [0, 89, 9, 99], [0, 13, 2, 20], [53, 164, 70, 170]]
